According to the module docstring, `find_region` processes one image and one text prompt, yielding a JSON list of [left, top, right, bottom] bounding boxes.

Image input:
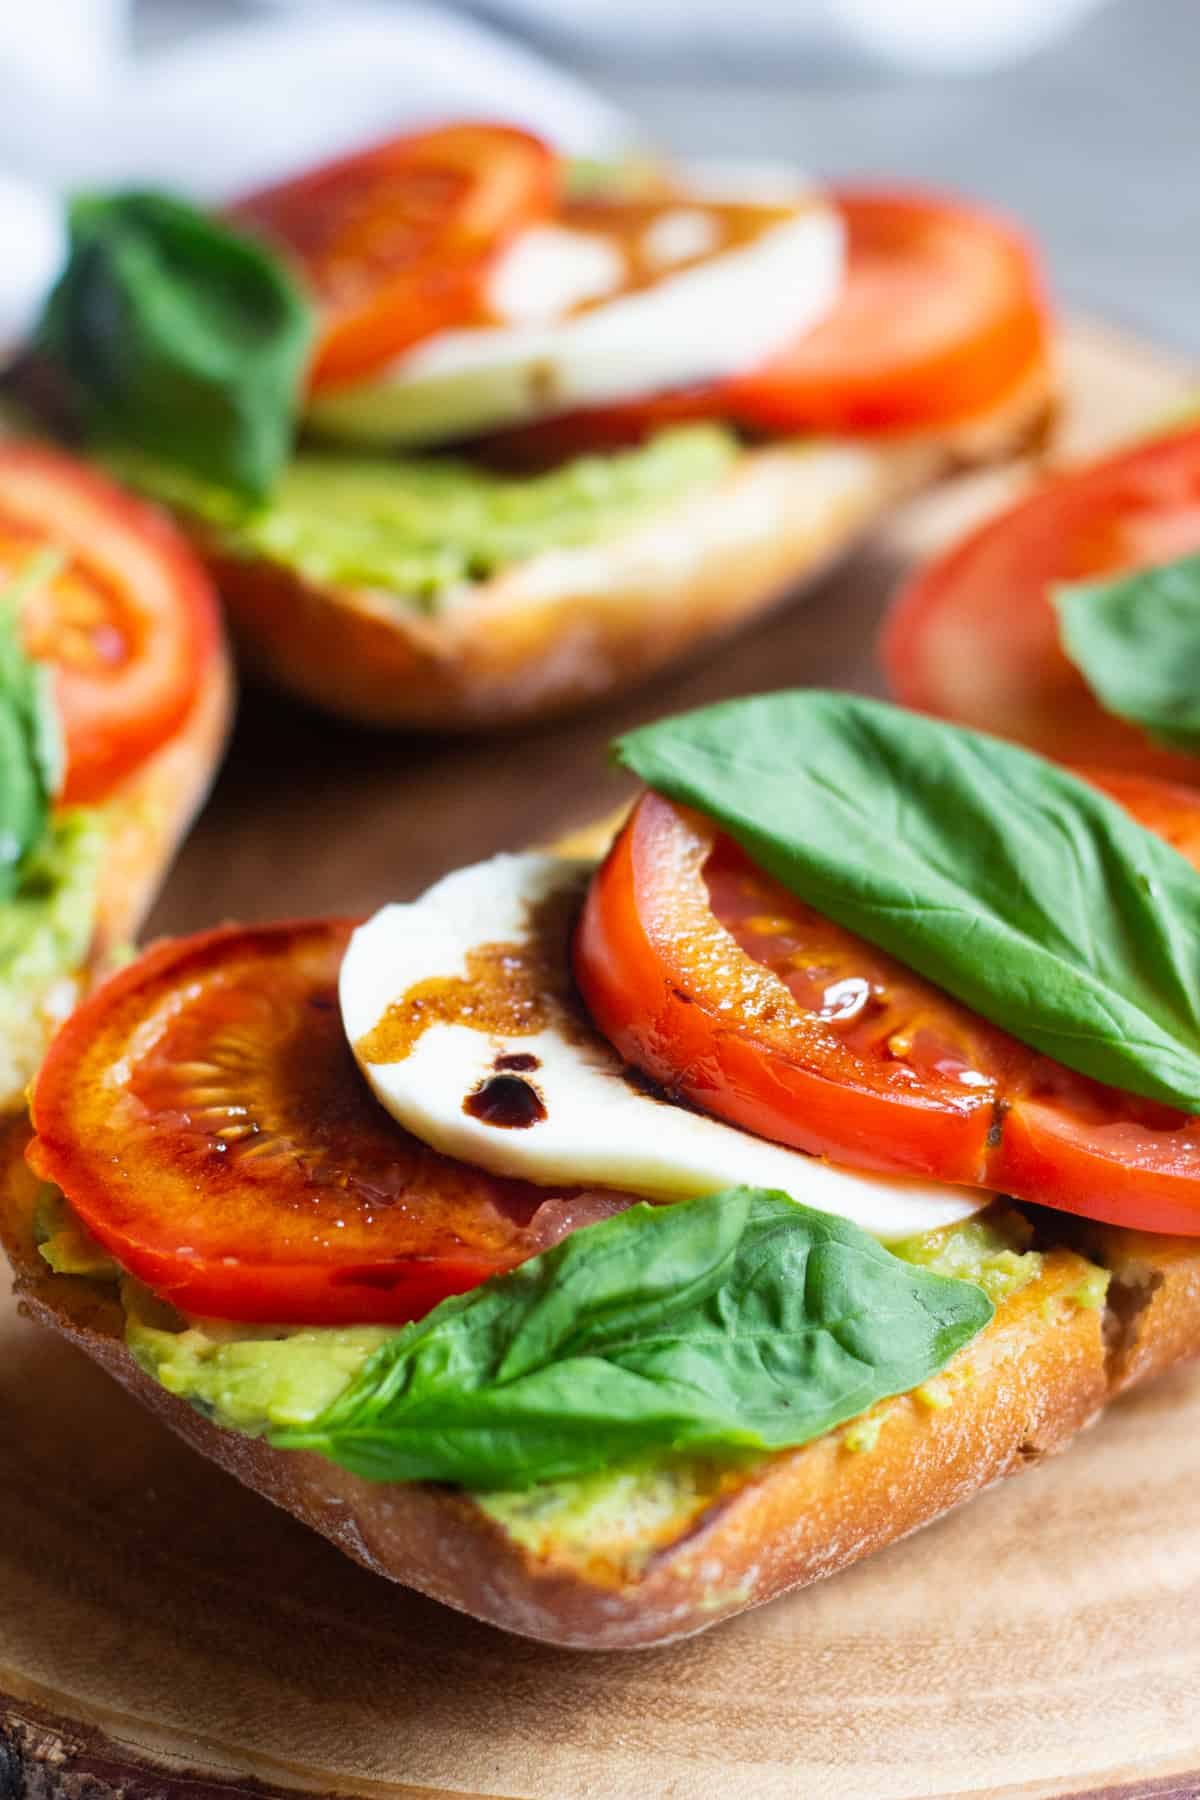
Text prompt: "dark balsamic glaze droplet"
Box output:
[[463, 1072, 547, 1129], [494, 1051, 540, 1073]]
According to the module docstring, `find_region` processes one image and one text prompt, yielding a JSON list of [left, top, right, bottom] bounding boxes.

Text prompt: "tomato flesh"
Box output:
[[233, 123, 558, 391], [0, 445, 220, 804], [882, 424, 1200, 781], [484, 186, 1050, 463], [28, 920, 633, 1324], [574, 788, 1200, 1233]]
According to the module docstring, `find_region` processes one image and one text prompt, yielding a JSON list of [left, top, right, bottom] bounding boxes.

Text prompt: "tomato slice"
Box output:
[[27, 919, 634, 1324], [233, 123, 558, 392], [574, 786, 1200, 1234], [0, 445, 220, 805], [485, 187, 1050, 464], [726, 188, 1050, 435], [882, 424, 1200, 781]]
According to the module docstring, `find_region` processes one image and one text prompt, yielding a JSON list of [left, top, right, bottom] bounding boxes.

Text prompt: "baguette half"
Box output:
[[8, 791, 1200, 1651], [199, 364, 1053, 729]]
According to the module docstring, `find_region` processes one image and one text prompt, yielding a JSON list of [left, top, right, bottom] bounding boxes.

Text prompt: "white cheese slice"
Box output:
[[305, 195, 843, 449], [487, 224, 626, 326], [641, 207, 722, 268], [340, 854, 991, 1242]]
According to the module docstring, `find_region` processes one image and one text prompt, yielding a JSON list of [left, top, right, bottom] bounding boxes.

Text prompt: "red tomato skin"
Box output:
[[577, 787, 1200, 1236], [726, 187, 1052, 436], [574, 792, 998, 1183], [0, 444, 221, 804], [882, 424, 1200, 783], [233, 123, 559, 391], [992, 1102, 1200, 1237], [28, 919, 621, 1325], [88, 1233, 510, 1328]]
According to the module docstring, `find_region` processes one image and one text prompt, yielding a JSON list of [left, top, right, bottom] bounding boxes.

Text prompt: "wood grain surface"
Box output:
[[4, 320, 1200, 1800]]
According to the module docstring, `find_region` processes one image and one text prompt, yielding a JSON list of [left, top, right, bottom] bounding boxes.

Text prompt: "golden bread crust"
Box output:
[[0, 644, 232, 1114], [89, 642, 234, 956]]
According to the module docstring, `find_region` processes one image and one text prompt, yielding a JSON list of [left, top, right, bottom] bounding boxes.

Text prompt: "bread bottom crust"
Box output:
[[201, 368, 1053, 730]]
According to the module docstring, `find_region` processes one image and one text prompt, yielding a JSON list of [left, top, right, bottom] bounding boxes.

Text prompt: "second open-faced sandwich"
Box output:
[[14, 123, 1053, 727], [5, 687, 1200, 1649], [883, 416, 1200, 782], [0, 441, 230, 1112]]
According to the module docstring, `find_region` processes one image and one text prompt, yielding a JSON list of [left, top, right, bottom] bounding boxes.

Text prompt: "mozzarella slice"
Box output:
[[305, 193, 843, 449], [487, 224, 626, 325], [340, 854, 991, 1243]]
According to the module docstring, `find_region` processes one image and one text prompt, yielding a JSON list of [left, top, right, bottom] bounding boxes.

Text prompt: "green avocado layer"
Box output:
[[104, 424, 740, 611], [0, 810, 104, 1108]]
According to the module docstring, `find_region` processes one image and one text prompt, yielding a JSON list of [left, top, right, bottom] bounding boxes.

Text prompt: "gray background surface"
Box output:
[[587, 0, 1197, 356], [140, 0, 1198, 356]]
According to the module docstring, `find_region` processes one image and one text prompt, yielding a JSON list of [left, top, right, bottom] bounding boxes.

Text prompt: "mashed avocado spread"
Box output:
[[0, 812, 104, 1107], [105, 424, 740, 610], [127, 1302, 394, 1431], [892, 1210, 1044, 1304]]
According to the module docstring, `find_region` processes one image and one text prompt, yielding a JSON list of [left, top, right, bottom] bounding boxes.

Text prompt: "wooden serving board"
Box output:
[[4, 321, 1200, 1800]]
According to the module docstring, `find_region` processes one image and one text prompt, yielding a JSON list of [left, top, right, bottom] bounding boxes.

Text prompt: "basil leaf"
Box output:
[[1056, 552, 1200, 753], [272, 1188, 991, 1490], [617, 690, 1200, 1111], [0, 549, 66, 900], [34, 192, 314, 500]]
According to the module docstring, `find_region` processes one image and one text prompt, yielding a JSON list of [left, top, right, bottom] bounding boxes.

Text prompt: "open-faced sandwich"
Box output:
[[14, 123, 1053, 728], [5, 688, 1200, 1650], [883, 417, 1200, 778], [0, 442, 229, 1112]]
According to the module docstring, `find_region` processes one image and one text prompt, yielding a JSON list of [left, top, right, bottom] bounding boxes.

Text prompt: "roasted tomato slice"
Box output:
[[233, 123, 558, 391], [882, 424, 1200, 781], [487, 187, 1050, 462], [574, 786, 1200, 1233], [27, 919, 633, 1325], [0, 445, 220, 805]]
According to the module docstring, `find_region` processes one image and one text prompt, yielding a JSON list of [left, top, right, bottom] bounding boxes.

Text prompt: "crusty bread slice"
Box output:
[[0, 640, 233, 1113], [199, 362, 1053, 729], [7, 763, 1200, 1652], [3, 1132, 1196, 1651], [88, 643, 233, 959]]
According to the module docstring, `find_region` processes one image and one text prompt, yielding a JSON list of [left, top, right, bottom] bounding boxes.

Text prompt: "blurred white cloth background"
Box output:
[[487, 0, 1111, 72], [0, 0, 632, 341], [0, 0, 1110, 342]]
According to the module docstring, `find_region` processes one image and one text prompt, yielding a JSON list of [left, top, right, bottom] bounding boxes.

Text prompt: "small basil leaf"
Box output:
[[34, 192, 314, 500], [616, 689, 1200, 1112], [271, 1188, 992, 1490], [0, 548, 66, 898], [1056, 552, 1200, 753]]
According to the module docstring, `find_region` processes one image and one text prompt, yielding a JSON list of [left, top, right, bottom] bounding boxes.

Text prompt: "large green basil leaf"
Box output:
[[616, 690, 1200, 1111], [1056, 552, 1200, 753], [34, 192, 314, 500], [272, 1188, 992, 1489], [0, 549, 66, 901]]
